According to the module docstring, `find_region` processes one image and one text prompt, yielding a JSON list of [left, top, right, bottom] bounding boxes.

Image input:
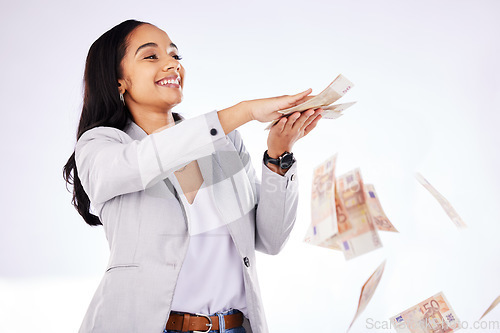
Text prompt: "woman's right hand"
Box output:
[[244, 88, 313, 123]]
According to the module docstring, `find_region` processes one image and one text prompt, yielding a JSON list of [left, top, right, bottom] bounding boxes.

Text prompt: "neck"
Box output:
[[130, 108, 176, 135]]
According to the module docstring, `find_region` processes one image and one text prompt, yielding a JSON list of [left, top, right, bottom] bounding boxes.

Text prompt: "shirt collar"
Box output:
[[124, 113, 185, 141]]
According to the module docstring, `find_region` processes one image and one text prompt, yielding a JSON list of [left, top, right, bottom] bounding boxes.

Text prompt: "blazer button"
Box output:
[[210, 128, 218, 136], [243, 257, 250, 267]]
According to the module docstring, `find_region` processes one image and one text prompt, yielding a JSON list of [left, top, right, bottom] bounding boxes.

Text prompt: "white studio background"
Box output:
[[1, 0, 499, 332]]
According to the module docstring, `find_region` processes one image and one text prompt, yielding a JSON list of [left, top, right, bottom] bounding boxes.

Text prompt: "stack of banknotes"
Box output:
[[264, 74, 356, 130]]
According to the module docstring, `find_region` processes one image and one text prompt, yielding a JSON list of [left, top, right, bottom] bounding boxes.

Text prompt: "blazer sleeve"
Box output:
[[229, 129, 299, 255], [75, 110, 226, 204]]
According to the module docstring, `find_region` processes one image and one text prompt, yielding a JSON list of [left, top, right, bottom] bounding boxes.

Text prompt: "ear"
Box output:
[[117, 80, 127, 94]]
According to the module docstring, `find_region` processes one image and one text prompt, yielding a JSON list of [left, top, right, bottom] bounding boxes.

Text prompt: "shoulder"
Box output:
[[80, 125, 133, 142], [76, 126, 134, 150]]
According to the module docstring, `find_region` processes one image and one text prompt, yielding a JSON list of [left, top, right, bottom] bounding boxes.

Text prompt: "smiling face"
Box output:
[[118, 24, 185, 115]]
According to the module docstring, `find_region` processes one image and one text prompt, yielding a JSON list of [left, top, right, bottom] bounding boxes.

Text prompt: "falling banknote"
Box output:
[[335, 168, 383, 260], [415, 173, 467, 228], [265, 74, 355, 130], [304, 159, 396, 258], [347, 261, 386, 331], [390, 292, 461, 333], [304, 154, 341, 250], [479, 295, 500, 320], [365, 184, 398, 232]]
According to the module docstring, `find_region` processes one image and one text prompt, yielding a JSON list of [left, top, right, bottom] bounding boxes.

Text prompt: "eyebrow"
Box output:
[[135, 42, 178, 56]]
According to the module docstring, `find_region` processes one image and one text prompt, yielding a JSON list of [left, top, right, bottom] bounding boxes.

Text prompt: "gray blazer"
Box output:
[[75, 110, 299, 333]]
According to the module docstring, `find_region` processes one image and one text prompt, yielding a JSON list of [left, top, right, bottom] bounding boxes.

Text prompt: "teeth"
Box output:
[[158, 78, 180, 86]]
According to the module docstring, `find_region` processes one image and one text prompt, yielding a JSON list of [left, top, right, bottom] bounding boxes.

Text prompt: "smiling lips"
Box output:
[[156, 75, 181, 88]]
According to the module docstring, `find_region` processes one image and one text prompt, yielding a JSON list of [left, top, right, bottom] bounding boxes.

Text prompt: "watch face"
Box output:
[[280, 154, 294, 169]]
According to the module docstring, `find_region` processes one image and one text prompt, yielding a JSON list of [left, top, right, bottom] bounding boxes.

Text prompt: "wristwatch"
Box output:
[[263, 150, 296, 169]]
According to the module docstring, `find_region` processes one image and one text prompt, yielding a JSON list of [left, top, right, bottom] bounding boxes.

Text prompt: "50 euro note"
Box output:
[[264, 74, 355, 130], [391, 292, 461, 333], [304, 154, 341, 250], [335, 168, 383, 260]]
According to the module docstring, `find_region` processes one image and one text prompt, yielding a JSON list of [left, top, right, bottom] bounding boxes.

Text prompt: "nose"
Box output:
[[163, 58, 181, 73]]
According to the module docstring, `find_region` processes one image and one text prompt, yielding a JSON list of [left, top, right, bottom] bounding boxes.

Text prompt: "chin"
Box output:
[[161, 93, 183, 106], [163, 99, 183, 109]]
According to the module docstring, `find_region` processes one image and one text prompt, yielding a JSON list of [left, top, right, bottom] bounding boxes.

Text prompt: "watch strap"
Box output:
[[263, 150, 296, 169], [263, 150, 281, 166]]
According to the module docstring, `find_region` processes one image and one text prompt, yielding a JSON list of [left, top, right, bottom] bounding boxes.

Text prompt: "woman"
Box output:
[[63, 19, 323, 333]]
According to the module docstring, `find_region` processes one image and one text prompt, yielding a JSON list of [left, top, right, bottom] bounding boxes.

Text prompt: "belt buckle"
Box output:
[[193, 313, 213, 333]]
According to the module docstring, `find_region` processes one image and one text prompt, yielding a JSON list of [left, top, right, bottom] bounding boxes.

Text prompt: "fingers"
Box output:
[[277, 108, 322, 134], [302, 108, 323, 129], [291, 94, 316, 107], [284, 111, 304, 131], [303, 112, 322, 136], [287, 109, 318, 131], [290, 88, 312, 103], [272, 117, 287, 133]]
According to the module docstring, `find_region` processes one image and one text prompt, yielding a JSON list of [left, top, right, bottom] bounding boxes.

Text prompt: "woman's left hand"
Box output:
[[266, 108, 323, 158]]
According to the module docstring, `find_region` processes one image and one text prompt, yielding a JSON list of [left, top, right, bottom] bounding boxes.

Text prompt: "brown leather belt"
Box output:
[[166, 311, 244, 332]]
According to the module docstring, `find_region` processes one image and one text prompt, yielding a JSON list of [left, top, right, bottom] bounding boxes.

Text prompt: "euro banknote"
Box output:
[[348, 261, 386, 331], [305, 163, 396, 259], [391, 292, 461, 332], [307, 154, 338, 246], [265, 101, 356, 129], [304, 155, 343, 251], [336, 168, 383, 260], [320, 101, 356, 120], [279, 74, 354, 114], [264, 74, 355, 130], [479, 295, 500, 320], [415, 173, 467, 228], [365, 184, 398, 232]]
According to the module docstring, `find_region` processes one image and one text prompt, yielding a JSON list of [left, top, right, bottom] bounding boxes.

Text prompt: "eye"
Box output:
[[144, 54, 158, 60], [172, 54, 183, 61]]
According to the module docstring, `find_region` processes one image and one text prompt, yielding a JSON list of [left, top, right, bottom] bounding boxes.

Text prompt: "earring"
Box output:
[[119, 92, 125, 106]]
